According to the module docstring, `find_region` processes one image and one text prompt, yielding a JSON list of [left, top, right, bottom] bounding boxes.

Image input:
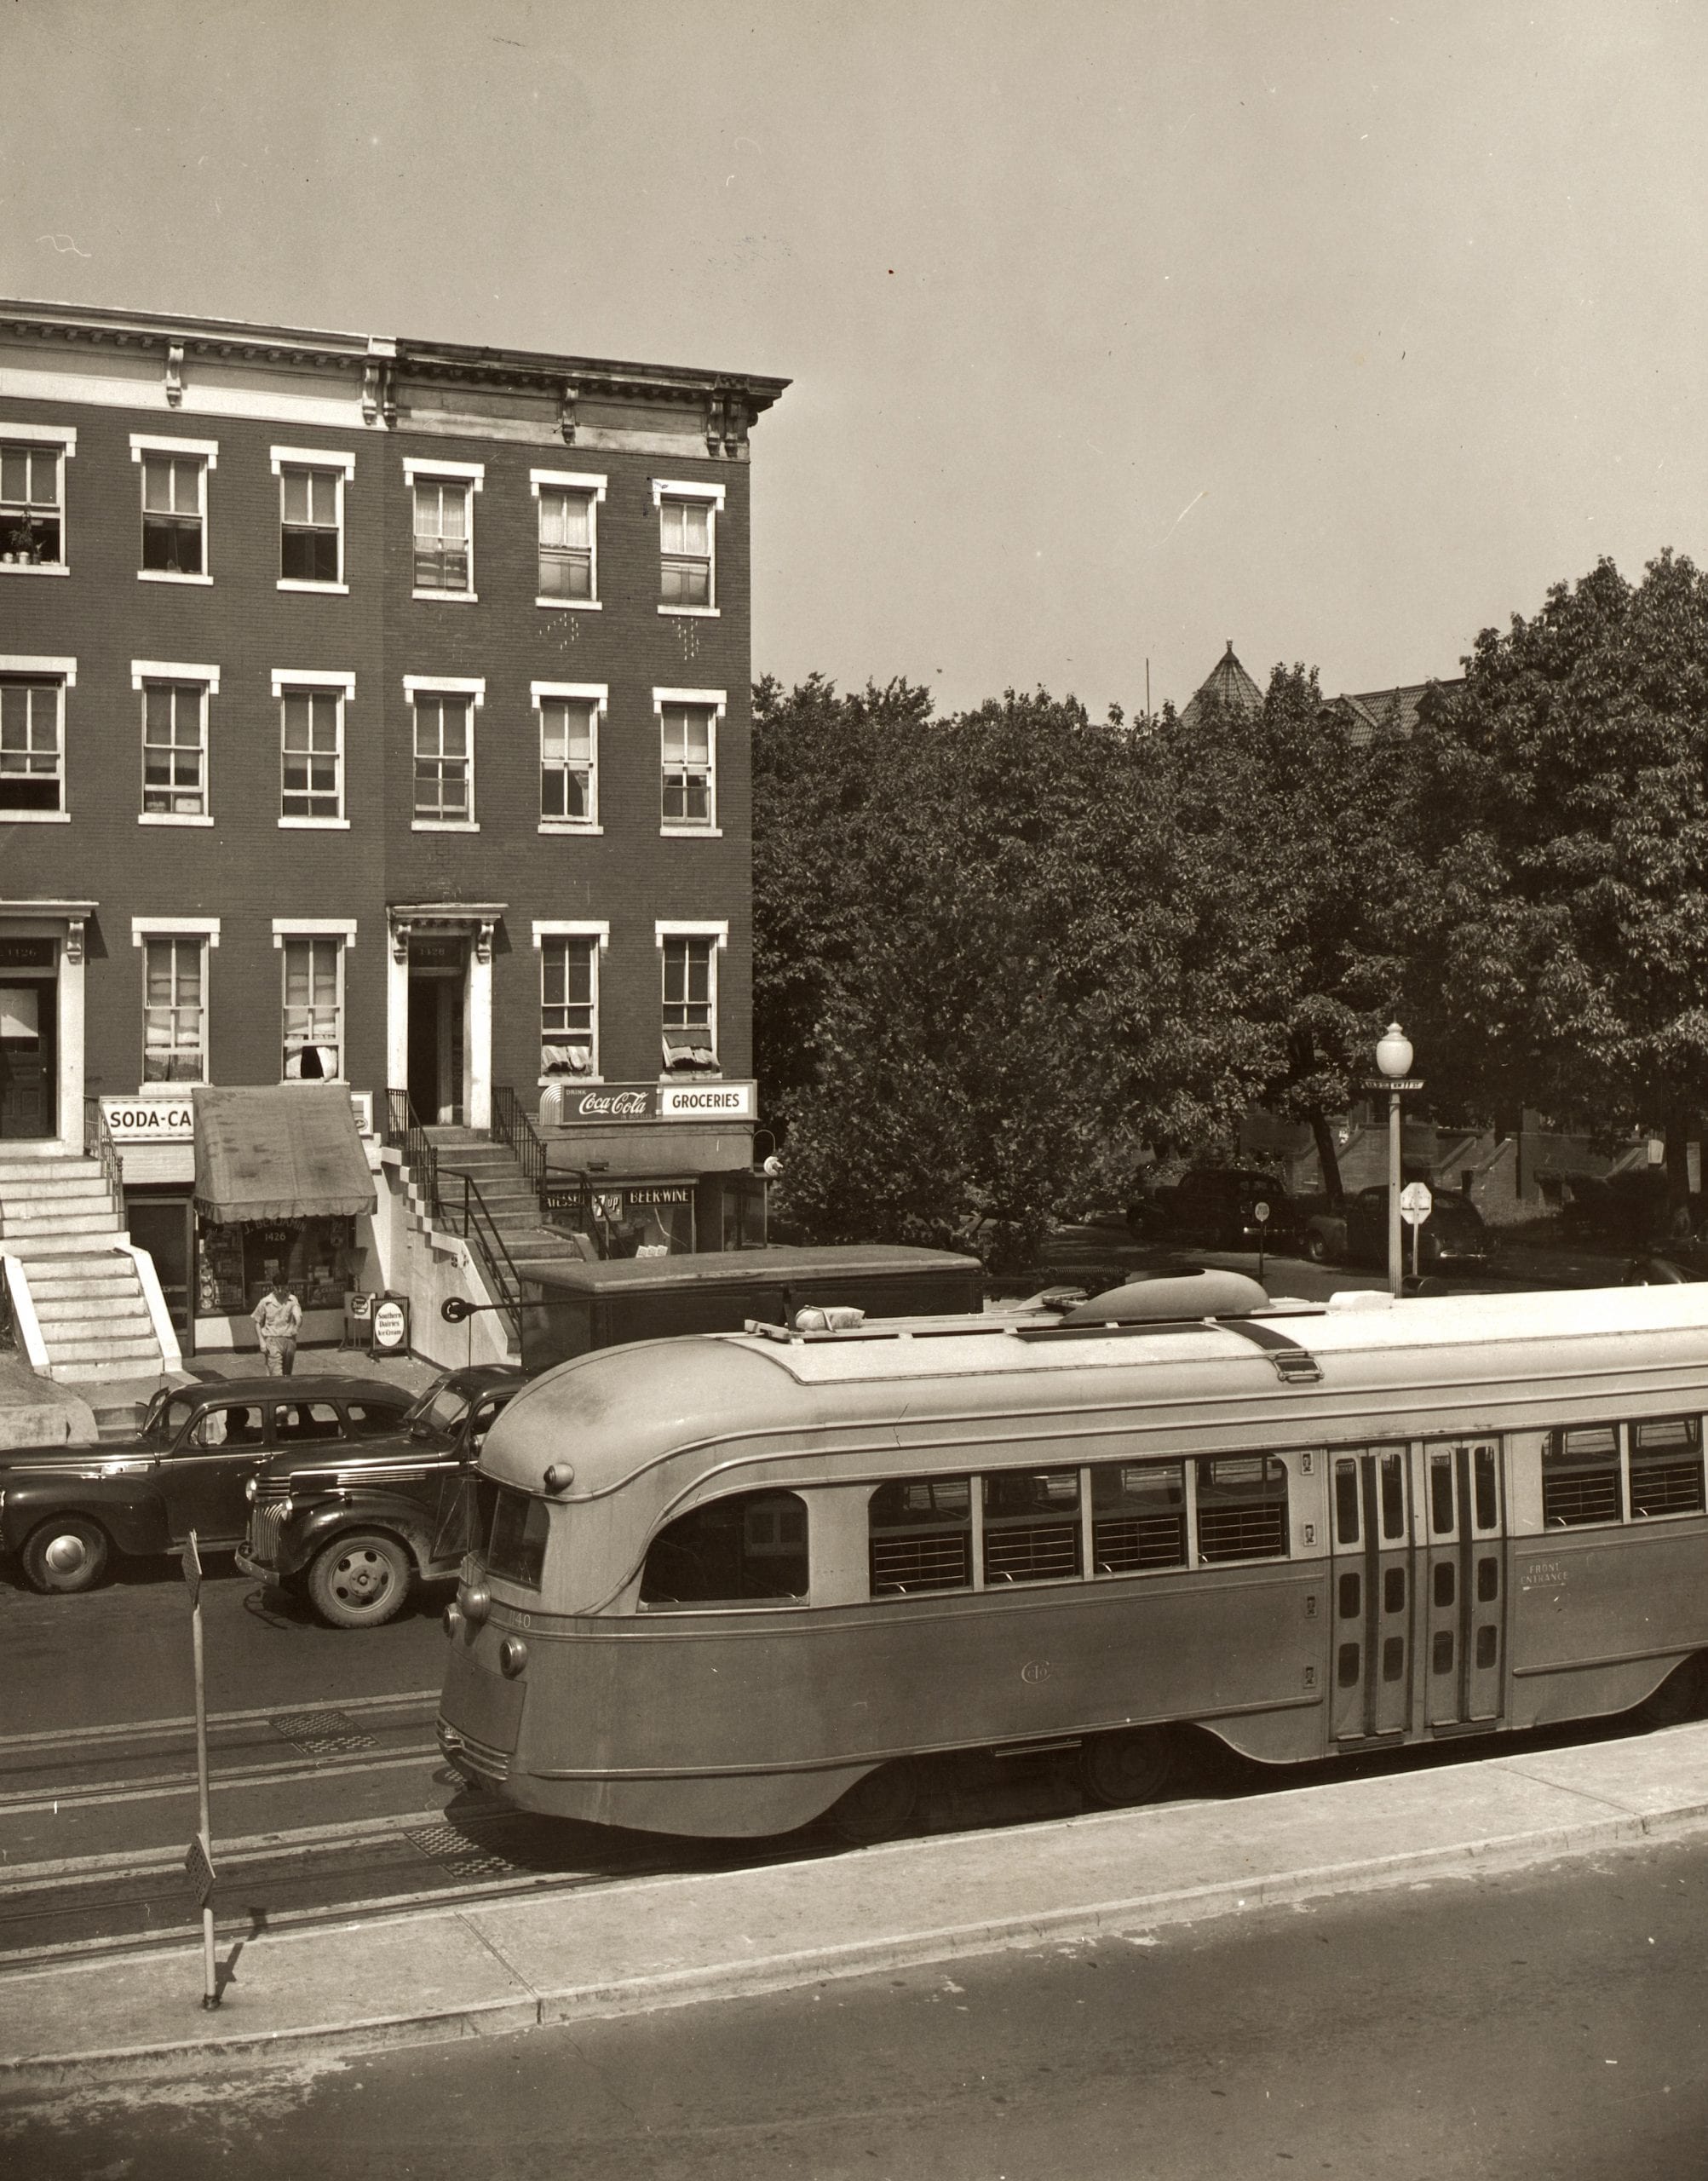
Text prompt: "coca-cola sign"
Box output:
[[552, 1080, 758, 1124], [572, 1087, 653, 1120]]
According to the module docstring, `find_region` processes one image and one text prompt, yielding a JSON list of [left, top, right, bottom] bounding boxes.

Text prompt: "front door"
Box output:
[[407, 958, 465, 1125], [1331, 1444, 1415, 1744], [0, 979, 55, 1139]]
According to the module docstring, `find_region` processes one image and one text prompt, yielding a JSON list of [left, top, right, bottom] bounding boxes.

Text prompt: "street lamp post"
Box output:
[[1373, 1023, 1422, 1298]]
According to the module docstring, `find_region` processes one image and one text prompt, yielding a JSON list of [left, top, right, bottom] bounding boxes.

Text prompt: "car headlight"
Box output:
[[244, 1478, 257, 1503]]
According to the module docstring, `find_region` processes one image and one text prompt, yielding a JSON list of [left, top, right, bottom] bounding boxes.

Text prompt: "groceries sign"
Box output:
[[560, 1081, 756, 1123]]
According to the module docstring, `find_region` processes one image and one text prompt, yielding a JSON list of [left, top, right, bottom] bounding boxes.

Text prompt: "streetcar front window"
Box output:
[[471, 1479, 550, 1588], [639, 1489, 808, 1609]]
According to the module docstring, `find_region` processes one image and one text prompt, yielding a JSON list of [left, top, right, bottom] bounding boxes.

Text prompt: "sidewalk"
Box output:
[[3, 1719, 1706, 2087]]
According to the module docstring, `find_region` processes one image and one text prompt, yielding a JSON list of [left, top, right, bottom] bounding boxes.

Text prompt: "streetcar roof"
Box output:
[[479, 1280, 1708, 1500], [517, 1242, 981, 1294]]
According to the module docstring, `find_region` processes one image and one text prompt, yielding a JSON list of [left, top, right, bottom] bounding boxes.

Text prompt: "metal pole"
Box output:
[[1389, 1085, 1404, 1298], [190, 1551, 216, 2008]]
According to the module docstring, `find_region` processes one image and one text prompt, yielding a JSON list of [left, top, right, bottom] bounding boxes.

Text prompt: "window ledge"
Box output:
[[139, 569, 213, 586], [279, 815, 352, 829], [277, 578, 350, 595], [658, 604, 721, 619], [138, 812, 213, 826], [412, 819, 480, 832], [657, 1073, 723, 1084], [0, 562, 67, 578], [660, 824, 723, 838], [538, 820, 603, 836], [411, 587, 478, 604], [277, 1077, 349, 1088], [538, 1076, 602, 1089], [536, 596, 602, 612], [3, 807, 70, 823]]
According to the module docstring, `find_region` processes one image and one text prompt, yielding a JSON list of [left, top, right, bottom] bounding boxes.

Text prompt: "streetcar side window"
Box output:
[[869, 1476, 971, 1596], [1542, 1424, 1623, 1528], [640, 1489, 808, 1609], [1090, 1463, 1187, 1573], [1630, 1416, 1705, 1520], [982, 1468, 1081, 1585], [1194, 1456, 1288, 1563]]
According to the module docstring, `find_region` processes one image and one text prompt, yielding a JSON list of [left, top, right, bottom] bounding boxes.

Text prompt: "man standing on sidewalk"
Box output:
[[251, 1276, 302, 1376]]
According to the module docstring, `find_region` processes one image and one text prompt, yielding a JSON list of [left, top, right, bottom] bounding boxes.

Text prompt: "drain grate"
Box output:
[[404, 1821, 520, 1882], [270, 1707, 378, 1758]]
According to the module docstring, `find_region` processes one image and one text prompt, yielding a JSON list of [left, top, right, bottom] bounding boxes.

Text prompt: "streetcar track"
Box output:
[[0, 1742, 442, 1818], [0, 1685, 437, 1758]]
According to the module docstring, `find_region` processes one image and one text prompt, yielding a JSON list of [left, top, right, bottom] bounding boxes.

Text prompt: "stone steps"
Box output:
[[0, 1156, 169, 1381]]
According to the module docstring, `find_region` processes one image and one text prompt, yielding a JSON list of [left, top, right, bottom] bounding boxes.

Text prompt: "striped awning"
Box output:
[[192, 1085, 376, 1225]]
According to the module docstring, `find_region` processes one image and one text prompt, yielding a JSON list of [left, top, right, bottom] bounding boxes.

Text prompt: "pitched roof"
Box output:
[[1179, 642, 1264, 728], [1330, 678, 1464, 746]]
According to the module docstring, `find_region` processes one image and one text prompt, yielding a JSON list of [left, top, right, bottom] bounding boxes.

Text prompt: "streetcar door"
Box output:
[[1420, 1439, 1506, 1730], [1331, 1445, 1412, 1743]]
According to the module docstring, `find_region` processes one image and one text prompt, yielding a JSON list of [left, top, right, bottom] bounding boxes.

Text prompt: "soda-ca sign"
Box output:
[[102, 1097, 194, 1142], [561, 1081, 757, 1123]]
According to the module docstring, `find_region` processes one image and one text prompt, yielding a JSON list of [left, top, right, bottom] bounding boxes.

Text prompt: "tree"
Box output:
[[1397, 552, 1708, 1202]]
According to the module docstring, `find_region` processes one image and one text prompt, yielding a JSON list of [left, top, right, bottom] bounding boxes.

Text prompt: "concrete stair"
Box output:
[[421, 1127, 589, 1273], [0, 1151, 170, 1384]]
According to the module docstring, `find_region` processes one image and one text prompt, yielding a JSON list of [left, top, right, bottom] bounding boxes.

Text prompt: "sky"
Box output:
[[3, 0, 1706, 716]]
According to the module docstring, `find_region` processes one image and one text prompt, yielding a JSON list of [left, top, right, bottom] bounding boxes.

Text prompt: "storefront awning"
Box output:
[[192, 1086, 377, 1225]]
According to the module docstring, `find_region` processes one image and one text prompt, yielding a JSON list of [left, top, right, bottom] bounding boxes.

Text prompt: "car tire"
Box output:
[[1079, 1725, 1176, 1808], [1303, 1231, 1327, 1264], [307, 1532, 413, 1629], [22, 1515, 110, 1595]]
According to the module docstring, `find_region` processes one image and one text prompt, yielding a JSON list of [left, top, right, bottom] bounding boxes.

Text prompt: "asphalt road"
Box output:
[[5, 1827, 1704, 2180]]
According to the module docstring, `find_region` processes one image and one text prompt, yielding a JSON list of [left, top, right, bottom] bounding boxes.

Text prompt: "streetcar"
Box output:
[[435, 1271, 1708, 1839]]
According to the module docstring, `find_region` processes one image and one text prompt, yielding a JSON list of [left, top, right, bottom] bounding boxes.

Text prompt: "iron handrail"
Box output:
[[82, 1093, 124, 1216], [491, 1085, 547, 1200], [383, 1090, 520, 1339]]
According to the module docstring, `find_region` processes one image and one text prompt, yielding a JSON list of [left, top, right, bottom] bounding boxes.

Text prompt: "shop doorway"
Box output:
[[0, 976, 56, 1140], [406, 947, 466, 1126], [128, 1193, 195, 1349]]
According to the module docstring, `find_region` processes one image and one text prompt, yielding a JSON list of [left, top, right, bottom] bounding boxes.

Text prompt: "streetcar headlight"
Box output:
[[443, 1601, 463, 1639], [461, 1584, 491, 1626], [498, 1635, 528, 1678]]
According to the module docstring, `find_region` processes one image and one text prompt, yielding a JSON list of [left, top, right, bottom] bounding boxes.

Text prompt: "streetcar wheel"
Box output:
[[1079, 1727, 1175, 1808], [1637, 1653, 1708, 1729], [308, 1532, 412, 1628], [827, 1759, 919, 1844], [22, 1515, 110, 1596]]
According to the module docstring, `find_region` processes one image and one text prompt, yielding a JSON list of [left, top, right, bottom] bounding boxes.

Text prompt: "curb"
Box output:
[[7, 1792, 1708, 2089]]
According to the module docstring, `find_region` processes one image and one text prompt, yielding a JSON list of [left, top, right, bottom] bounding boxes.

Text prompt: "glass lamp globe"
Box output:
[[1375, 1023, 1414, 1079]]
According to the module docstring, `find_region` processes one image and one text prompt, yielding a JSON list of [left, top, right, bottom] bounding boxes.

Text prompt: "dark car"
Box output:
[[0, 1378, 415, 1596], [235, 1364, 521, 1627], [1343, 1185, 1493, 1275], [1166, 1168, 1307, 1253]]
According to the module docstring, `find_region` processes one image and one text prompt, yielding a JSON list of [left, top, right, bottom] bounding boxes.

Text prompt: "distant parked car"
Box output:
[[1343, 1185, 1493, 1275], [1561, 1171, 1700, 1250], [1297, 1198, 1349, 1265], [1167, 1169, 1306, 1253]]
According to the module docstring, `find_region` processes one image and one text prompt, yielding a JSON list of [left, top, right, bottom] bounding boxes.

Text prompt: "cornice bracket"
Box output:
[[164, 344, 184, 409], [559, 379, 578, 446]]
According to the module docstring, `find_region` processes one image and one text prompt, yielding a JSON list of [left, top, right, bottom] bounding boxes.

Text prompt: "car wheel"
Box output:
[[1303, 1231, 1327, 1264], [1079, 1725, 1176, 1808], [308, 1532, 413, 1628], [826, 1758, 919, 1844], [22, 1515, 110, 1595]]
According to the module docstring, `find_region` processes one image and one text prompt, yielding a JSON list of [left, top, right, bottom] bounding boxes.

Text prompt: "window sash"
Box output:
[[141, 457, 204, 574], [660, 706, 713, 824], [538, 490, 594, 599], [1, 445, 62, 562], [540, 936, 596, 1076], [413, 695, 472, 820], [282, 937, 342, 1078], [280, 467, 341, 583], [280, 690, 342, 818], [141, 682, 206, 814], [142, 937, 205, 1082], [0, 679, 64, 809], [659, 498, 711, 606], [412, 481, 470, 590], [661, 936, 716, 1068], [540, 698, 595, 820]]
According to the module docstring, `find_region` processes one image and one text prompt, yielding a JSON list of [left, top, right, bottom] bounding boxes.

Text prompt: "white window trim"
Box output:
[[140, 570, 214, 587], [532, 469, 606, 610], [534, 680, 605, 834], [407, 463, 480, 601], [276, 675, 351, 829], [408, 679, 480, 830], [272, 918, 358, 946], [654, 921, 730, 947], [130, 434, 220, 465], [403, 457, 485, 485], [657, 925, 722, 1080], [0, 654, 77, 682], [653, 480, 722, 618], [0, 566, 69, 580], [132, 437, 214, 584], [2, 423, 77, 451], [536, 924, 606, 1085], [137, 814, 213, 828], [532, 920, 612, 947], [650, 478, 726, 509], [654, 688, 723, 837], [269, 446, 356, 479], [132, 661, 220, 693], [132, 917, 221, 946]]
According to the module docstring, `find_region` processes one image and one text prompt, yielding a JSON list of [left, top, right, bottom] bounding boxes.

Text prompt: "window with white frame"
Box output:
[[537, 485, 598, 602], [279, 683, 345, 821], [660, 935, 718, 1073], [1, 431, 70, 567], [406, 461, 480, 596], [537, 685, 601, 826], [138, 449, 210, 576], [280, 468, 342, 584], [411, 688, 476, 823], [659, 700, 716, 829], [540, 935, 599, 1079], [142, 936, 206, 1083], [658, 493, 714, 608], [0, 673, 66, 814], [281, 936, 343, 1079], [140, 678, 213, 819]]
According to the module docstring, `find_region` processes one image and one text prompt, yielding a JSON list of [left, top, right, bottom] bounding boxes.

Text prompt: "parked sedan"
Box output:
[[1343, 1186, 1494, 1275], [0, 1377, 416, 1595], [1166, 1169, 1307, 1254]]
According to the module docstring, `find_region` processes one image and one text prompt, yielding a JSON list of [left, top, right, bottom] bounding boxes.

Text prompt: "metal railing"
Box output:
[[491, 1085, 547, 1204], [83, 1094, 124, 1212], [383, 1089, 524, 1340]]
